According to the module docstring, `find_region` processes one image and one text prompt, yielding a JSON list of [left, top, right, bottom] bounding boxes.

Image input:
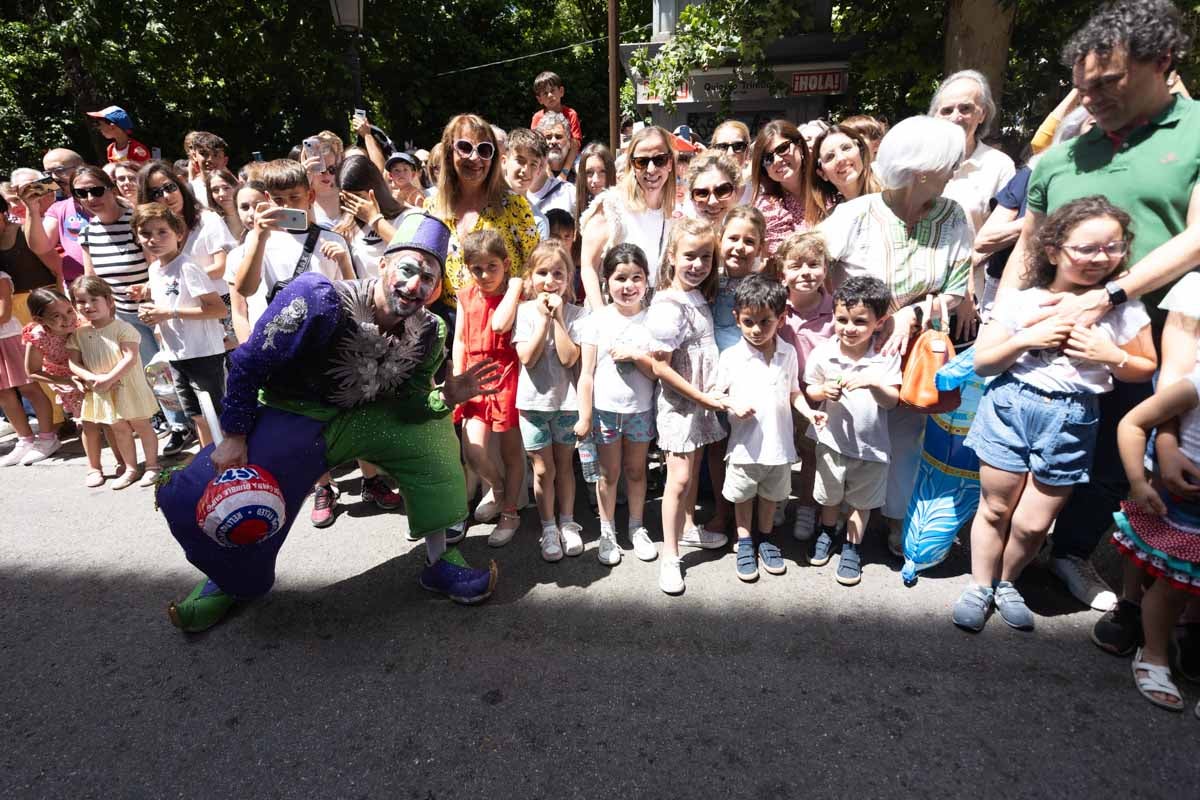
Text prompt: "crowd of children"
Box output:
[[4, 0, 1200, 717]]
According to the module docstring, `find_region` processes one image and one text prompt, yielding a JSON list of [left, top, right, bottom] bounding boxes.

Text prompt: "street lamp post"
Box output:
[[329, 0, 365, 108]]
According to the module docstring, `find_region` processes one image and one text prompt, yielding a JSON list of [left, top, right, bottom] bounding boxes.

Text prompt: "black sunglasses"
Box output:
[[711, 141, 749, 153], [691, 182, 735, 202], [72, 185, 108, 200], [630, 153, 672, 171], [760, 140, 795, 168], [148, 182, 180, 201]]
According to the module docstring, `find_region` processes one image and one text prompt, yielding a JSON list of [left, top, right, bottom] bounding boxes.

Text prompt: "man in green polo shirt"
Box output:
[[998, 0, 1199, 620]]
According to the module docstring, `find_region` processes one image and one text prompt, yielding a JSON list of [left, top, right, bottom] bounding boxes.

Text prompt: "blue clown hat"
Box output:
[[385, 211, 451, 269]]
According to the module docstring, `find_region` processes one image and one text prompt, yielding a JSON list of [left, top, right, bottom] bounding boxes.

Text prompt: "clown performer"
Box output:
[[157, 213, 502, 632]]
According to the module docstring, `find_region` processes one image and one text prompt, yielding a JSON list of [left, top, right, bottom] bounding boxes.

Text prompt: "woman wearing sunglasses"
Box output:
[[426, 113, 540, 309], [75, 167, 149, 326], [708, 120, 755, 204], [749, 120, 812, 255], [580, 125, 677, 309], [804, 125, 882, 226], [137, 161, 238, 352], [682, 152, 742, 227]]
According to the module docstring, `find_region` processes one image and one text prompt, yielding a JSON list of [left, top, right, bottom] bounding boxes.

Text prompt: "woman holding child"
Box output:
[[818, 115, 975, 555]]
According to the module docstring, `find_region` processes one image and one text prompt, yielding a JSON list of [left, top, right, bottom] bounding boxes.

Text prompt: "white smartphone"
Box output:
[[353, 108, 367, 122], [275, 208, 308, 231], [302, 136, 327, 172]]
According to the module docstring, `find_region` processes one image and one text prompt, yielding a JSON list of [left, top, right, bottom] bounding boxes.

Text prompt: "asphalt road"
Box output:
[[1, 432, 1193, 799]]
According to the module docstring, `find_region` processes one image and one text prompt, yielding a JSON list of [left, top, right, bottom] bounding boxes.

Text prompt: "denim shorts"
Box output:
[[964, 373, 1100, 486], [594, 409, 656, 445], [519, 409, 579, 451]]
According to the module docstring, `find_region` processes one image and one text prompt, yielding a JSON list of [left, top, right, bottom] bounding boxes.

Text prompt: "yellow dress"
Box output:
[[425, 192, 540, 307], [67, 319, 160, 424]]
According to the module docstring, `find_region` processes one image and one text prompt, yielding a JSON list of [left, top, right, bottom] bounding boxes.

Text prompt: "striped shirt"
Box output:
[[819, 194, 972, 312], [78, 209, 148, 314]]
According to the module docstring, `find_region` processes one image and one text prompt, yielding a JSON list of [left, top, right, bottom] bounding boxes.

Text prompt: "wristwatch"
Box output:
[[1105, 281, 1128, 307]]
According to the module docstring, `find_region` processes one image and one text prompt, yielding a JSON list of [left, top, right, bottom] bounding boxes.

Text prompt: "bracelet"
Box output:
[[366, 213, 384, 229], [1117, 351, 1130, 370]]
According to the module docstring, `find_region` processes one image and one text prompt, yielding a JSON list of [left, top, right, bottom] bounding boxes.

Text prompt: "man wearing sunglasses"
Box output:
[[20, 149, 89, 283], [158, 213, 504, 633]]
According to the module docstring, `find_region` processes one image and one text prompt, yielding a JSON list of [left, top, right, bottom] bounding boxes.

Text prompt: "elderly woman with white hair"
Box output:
[[818, 115, 975, 555]]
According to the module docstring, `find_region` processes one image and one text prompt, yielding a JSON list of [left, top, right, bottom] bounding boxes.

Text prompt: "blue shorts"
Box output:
[[519, 409, 579, 451], [964, 373, 1099, 486], [594, 409, 656, 445]]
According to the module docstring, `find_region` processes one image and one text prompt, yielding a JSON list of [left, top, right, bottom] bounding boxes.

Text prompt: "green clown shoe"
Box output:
[[168, 579, 236, 632]]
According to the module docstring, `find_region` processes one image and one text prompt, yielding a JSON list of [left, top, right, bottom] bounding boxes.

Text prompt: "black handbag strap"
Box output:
[[291, 225, 322, 280]]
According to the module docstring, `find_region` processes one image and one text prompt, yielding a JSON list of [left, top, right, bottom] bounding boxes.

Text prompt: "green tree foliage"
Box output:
[[627, 0, 808, 114], [0, 0, 651, 175]]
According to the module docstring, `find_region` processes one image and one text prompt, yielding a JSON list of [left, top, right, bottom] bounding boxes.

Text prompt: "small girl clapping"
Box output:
[[67, 276, 162, 489], [512, 241, 586, 562]]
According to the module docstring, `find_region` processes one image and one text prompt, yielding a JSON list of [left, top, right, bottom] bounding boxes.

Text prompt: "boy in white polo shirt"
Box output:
[[716, 275, 826, 582], [803, 275, 901, 587]]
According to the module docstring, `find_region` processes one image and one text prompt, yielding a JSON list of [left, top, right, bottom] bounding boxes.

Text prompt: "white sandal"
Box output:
[[1131, 647, 1184, 712]]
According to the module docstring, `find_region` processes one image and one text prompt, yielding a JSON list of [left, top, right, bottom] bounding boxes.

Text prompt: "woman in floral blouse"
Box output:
[[749, 120, 812, 255]]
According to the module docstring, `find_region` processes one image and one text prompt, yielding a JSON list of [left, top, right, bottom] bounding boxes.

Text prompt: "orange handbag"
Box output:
[[899, 295, 960, 414]]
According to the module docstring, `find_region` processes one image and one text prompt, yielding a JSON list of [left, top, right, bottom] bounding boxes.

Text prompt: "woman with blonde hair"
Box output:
[[580, 125, 677, 309]]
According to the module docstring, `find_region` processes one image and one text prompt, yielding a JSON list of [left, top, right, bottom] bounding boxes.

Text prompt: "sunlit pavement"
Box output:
[[2, 433, 1192, 798]]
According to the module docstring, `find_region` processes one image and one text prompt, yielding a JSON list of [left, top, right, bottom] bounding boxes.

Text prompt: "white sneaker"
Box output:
[[540, 527, 563, 562], [773, 501, 787, 528], [475, 488, 500, 523], [659, 556, 684, 594], [487, 513, 520, 547], [0, 439, 33, 467], [597, 530, 621, 566], [792, 505, 817, 541], [629, 527, 658, 561], [680, 525, 728, 550], [1051, 555, 1118, 612], [20, 436, 61, 465], [560, 522, 584, 556]]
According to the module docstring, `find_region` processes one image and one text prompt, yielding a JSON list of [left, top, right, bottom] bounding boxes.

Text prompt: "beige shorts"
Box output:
[[812, 443, 888, 510], [723, 462, 792, 504]]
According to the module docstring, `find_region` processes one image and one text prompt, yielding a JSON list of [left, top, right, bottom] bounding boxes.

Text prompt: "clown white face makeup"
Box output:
[[376, 250, 442, 324]]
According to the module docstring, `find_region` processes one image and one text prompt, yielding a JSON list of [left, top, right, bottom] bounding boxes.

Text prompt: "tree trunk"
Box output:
[[943, 0, 1016, 107]]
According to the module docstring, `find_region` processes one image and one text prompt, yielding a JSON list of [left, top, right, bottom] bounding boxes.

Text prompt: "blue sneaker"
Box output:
[[810, 528, 836, 566], [736, 538, 758, 582], [758, 538, 786, 575], [952, 584, 995, 632], [836, 542, 862, 586], [994, 580, 1035, 630], [419, 548, 497, 604]]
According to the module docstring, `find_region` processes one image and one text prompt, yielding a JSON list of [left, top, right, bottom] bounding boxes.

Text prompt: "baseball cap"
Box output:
[[673, 124, 694, 143], [86, 106, 134, 132], [385, 151, 420, 170]]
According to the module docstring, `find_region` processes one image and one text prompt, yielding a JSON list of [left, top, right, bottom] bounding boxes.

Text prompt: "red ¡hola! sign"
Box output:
[[790, 70, 847, 95]]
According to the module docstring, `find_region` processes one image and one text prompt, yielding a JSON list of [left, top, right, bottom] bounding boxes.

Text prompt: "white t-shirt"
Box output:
[[189, 177, 209, 207], [578, 304, 656, 413], [1178, 367, 1200, 467], [804, 338, 903, 463], [512, 300, 585, 412], [147, 254, 225, 360], [349, 215, 405, 279], [991, 287, 1150, 394], [716, 336, 799, 465], [942, 141, 1016, 234], [527, 177, 577, 220], [183, 210, 238, 296], [225, 228, 347, 327]]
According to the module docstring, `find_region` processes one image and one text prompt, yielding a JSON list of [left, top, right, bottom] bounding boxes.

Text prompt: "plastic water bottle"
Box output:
[[577, 436, 600, 484]]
